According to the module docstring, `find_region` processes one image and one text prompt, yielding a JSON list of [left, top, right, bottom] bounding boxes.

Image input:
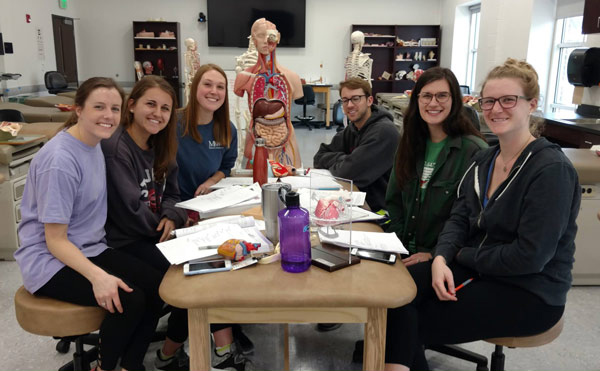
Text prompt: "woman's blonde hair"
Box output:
[[481, 58, 544, 136]]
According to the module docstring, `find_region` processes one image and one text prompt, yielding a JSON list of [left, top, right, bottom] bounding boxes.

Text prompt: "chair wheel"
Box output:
[[476, 366, 489, 371], [56, 339, 71, 354]]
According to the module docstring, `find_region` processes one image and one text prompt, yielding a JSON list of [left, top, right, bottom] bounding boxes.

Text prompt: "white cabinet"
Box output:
[[0, 139, 45, 260]]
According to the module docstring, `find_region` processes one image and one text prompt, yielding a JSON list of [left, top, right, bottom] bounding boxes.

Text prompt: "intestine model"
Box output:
[[344, 31, 373, 86], [232, 36, 259, 169], [183, 38, 201, 105], [234, 18, 303, 169]]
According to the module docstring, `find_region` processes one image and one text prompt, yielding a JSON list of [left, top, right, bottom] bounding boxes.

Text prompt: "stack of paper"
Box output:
[[210, 176, 341, 190], [318, 228, 408, 255], [173, 215, 258, 238], [296, 188, 383, 224], [157, 222, 272, 265], [297, 188, 366, 208], [176, 184, 261, 218]]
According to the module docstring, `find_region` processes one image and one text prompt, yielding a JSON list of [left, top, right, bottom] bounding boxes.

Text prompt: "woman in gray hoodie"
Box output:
[[384, 59, 581, 371]]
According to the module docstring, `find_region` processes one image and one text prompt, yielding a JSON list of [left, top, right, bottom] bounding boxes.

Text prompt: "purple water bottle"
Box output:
[[278, 191, 311, 273]]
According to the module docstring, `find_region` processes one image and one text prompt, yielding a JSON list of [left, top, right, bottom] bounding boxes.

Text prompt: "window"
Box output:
[[549, 16, 586, 113], [465, 5, 481, 93]]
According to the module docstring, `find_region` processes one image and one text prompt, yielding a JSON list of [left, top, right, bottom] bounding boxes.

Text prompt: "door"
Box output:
[[52, 15, 78, 84]]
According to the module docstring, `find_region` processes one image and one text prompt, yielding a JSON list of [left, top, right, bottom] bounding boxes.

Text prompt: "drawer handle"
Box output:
[[597, 16, 600, 28], [584, 140, 593, 145]]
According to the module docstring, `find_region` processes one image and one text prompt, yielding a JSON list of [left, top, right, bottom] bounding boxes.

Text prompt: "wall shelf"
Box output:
[[132, 21, 181, 102], [352, 24, 441, 96]]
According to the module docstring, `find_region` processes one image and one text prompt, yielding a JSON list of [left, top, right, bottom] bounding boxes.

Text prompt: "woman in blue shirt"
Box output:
[[177, 63, 238, 205]]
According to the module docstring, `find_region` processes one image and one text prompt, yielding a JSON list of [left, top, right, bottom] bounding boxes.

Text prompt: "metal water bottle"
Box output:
[[278, 191, 311, 273]]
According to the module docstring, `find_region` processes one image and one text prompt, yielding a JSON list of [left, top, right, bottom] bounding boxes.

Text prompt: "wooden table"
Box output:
[[309, 84, 332, 129], [160, 223, 416, 371]]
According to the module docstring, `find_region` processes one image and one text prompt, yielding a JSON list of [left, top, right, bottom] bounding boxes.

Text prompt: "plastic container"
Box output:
[[253, 137, 268, 186], [278, 191, 311, 273]]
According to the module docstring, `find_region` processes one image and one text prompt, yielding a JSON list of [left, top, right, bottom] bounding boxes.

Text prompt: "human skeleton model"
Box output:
[[184, 38, 201, 105], [234, 18, 303, 169], [344, 31, 373, 86], [233, 37, 259, 169]]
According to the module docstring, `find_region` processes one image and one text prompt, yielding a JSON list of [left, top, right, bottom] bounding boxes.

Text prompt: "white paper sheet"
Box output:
[[297, 188, 366, 208], [158, 223, 273, 265], [210, 176, 341, 190], [173, 215, 256, 237], [175, 183, 261, 213], [318, 228, 408, 255], [157, 224, 254, 264]]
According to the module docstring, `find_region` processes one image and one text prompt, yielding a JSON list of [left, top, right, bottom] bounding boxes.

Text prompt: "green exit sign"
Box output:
[[59, 0, 67, 9]]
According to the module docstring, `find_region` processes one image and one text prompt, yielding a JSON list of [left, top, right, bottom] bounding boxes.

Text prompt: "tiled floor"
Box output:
[[2, 125, 599, 370]]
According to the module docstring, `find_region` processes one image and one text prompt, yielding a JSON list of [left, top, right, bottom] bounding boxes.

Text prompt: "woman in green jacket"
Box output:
[[386, 67, 487, 266]]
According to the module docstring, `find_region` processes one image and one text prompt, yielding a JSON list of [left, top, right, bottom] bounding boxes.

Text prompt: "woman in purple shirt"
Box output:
[[15, 77, 163, 371]]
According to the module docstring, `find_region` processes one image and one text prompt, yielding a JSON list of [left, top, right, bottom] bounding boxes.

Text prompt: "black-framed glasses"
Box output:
[[340, 95, 366, 105], [478, 95, 531, 110], [417, 92, 451, 104]]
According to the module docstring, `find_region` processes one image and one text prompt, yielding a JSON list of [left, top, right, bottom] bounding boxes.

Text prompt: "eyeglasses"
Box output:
[[417, 92, 451, 104], [340, 95, 366, 105], [478, 95, 531, 110]]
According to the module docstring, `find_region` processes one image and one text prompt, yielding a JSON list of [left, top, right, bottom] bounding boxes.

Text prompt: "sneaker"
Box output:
[[212, 343, 252, 371], [233, 325, 255, 355], [352, 339, 364, 363], [316, 323, 342, 332], [155, 347, 190, 371]]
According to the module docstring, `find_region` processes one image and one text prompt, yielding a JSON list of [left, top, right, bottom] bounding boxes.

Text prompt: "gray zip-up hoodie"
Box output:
[[313, 105, 399, 211], [435, 137, 580, 306]]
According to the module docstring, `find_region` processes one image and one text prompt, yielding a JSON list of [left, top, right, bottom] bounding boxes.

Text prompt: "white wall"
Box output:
[[74, 0, 442, 92], [440, 0, 476, 84], [0, 0, 81, 93], [556, 0, 584, 18], [526, 0, 557, 107]]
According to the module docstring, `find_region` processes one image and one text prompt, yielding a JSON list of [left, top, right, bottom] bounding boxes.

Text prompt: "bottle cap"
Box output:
[[255, 137, 266, 146], [285, 191, 300, 207]]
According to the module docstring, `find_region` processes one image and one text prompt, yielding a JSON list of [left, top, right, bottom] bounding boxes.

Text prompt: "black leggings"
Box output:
[[37, 249, 164, 371], [119, 238, 230, 342], [385, 262, 564, 370]]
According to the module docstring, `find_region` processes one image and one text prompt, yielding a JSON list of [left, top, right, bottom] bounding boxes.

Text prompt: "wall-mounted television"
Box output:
[[207, 0, 306, 48]]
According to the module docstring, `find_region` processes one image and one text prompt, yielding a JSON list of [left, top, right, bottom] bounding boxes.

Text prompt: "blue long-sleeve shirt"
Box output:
[[176, 120, 238, 201]]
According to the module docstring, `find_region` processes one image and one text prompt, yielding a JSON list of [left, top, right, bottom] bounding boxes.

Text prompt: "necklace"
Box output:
[[500, 136, 531, 172]]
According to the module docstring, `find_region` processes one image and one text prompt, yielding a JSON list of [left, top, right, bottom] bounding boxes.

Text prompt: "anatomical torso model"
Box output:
[[234, 18, 303, 169]]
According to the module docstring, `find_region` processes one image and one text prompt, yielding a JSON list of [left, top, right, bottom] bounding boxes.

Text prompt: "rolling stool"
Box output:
[[484, 316, 564, 371], [14, 286, 106, 371]]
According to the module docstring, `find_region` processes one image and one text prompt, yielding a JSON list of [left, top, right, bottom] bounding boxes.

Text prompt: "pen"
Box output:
[[198, 245, 221, 250], [305, 167, 311, 175], [454, 277, 474, 292]]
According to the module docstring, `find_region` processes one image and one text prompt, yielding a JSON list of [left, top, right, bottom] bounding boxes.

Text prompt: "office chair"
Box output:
[[44, 71, 77, 95], [293, 84, 323, 130], [460, 85, 471, 95], [464, 105, 480, 131], [332, 100, 346, 132], [464, 105, 499, 146], [15, 286, 104, 371], [428, 316, 564, 371], [0, 108, 26, 122]]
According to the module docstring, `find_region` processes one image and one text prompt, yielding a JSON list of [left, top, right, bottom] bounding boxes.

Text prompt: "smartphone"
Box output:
[[350, 248, 396, 264], [183, 259, 232, 276]]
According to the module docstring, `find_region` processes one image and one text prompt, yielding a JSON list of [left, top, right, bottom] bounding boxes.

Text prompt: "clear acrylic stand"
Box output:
[[309, 171, 353, 264]]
